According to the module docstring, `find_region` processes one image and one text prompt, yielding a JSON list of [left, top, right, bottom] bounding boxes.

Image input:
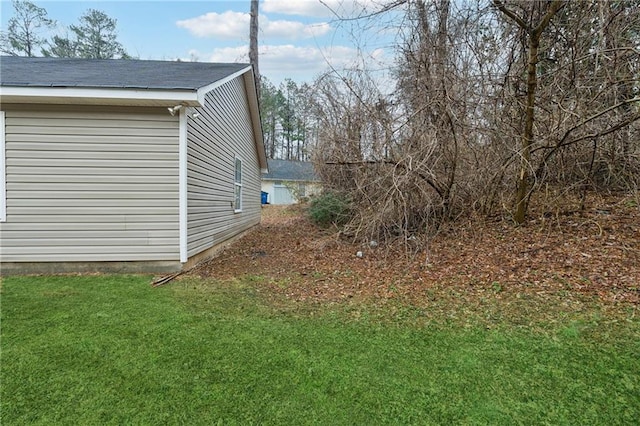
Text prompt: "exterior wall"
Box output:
[[186, 76, 262, 258], [261, 180, 322, 205], [0, 104, 181, 265], [260, 181, 275, 204]]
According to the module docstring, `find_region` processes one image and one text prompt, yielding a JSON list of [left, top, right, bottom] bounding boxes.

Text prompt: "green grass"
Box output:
[[1, 275, 639, 425]]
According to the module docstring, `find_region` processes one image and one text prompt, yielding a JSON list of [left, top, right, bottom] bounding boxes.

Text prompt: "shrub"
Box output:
[[308, 191, 352, 226]]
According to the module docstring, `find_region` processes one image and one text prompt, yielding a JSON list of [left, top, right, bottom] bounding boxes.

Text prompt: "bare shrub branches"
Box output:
[[311, 0, 640, 246]]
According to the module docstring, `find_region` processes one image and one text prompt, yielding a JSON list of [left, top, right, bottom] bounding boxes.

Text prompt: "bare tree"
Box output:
[[493, 0, 640, 215], [310, 0, 639, 246], [493, 0, 566, 223]]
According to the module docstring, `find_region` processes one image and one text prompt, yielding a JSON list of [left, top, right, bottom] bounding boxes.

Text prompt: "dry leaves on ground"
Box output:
[[190, 196, 639, 323]]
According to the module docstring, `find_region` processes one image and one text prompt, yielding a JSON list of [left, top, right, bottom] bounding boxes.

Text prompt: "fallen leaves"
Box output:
[[189, 196, 639, 325]]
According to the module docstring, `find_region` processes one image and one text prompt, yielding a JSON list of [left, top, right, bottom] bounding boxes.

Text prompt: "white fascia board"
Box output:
[[0, 86, 201, 106], [195, 66, 252, 104], [242, 70, 268, 173], [178, 108, 188, 264]]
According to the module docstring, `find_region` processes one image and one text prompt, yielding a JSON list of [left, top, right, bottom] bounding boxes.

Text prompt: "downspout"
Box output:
[[178, 108, 188, 263]]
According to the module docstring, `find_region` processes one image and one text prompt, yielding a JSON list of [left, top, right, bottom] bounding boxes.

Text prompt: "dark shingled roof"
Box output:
[[263, 159, 319, 182], [0, 56, 249, 90]]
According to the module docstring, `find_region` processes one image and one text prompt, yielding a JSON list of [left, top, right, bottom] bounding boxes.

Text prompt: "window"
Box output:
[[298, 183, 307, 197], [234, 157, 242, 212], [1, 111, 5, 222]]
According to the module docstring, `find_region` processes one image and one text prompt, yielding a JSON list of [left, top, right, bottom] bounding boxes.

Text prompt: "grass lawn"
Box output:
[[1, 274, 639, 425]]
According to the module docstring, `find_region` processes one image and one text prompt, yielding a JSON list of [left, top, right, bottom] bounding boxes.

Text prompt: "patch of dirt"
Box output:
[[190, 196, 640, 314]]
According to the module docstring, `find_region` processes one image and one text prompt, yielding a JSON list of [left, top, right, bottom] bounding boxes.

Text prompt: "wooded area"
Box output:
[[309, 0, 639, 241]]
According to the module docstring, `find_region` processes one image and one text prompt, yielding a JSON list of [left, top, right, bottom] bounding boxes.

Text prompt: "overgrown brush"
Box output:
[[308, 191, 352, 227]]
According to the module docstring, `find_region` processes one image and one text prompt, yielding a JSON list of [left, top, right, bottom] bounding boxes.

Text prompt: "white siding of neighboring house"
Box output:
[[261, 180, 322, 205], [0, 105, 181, 263], [186, 76, 262, 258]]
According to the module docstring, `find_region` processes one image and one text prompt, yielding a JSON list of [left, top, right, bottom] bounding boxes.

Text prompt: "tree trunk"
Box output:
[[513, 36, 539, 224], [249, 0, 260, 95], [493, 0, 565, 224]]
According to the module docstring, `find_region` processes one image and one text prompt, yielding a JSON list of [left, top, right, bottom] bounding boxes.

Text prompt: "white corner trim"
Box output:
[[0, 111, 5, 223], [196, 66, 252, 104], [178, 108, 188, 263]]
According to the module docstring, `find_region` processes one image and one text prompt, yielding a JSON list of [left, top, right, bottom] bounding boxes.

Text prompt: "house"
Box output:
[[261, 159, 321, 205], [0, 56, 267, 274]]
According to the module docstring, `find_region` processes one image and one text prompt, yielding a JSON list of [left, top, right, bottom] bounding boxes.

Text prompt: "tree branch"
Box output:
[[320, 0, 407, 22], [492, 0, 530, 32], [553, 96, 640, 150], [532, 1, 566, 39], [323, 160, 445, 199], [534, 109, 640, 180]]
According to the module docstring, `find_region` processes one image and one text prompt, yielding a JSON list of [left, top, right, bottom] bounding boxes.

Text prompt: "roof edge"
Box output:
[[196, 65, 252, 103], [0, 86, 201, 107], [242, 69, 268, 173]]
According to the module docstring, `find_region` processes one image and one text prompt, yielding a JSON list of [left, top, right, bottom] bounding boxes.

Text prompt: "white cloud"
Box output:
[[265, 20, 331, 39], [262, 0, 335, 17], [262, 0, 383, 18], [176, 11, 248, 39], [176, 11, 331, 40], [260, 44, 359, 71], [187, 43, 365, 85], [200, 46, 250, 64]]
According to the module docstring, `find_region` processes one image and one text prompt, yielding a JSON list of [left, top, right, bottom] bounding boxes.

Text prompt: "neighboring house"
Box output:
[[0, 56, 267, 274], [261, 159, 321, 205]]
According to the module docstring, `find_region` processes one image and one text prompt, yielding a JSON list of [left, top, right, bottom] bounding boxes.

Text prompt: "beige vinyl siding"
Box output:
[[1, 111, 6, 222], [0, 105, 180, 262], [186, 76, 261, 257]]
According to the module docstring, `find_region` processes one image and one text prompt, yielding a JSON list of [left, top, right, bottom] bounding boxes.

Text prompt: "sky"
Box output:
[[0, 0, 398, 86]]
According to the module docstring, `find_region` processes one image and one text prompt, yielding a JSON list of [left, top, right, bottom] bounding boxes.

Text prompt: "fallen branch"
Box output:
[[151, 271, 183, 287]]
